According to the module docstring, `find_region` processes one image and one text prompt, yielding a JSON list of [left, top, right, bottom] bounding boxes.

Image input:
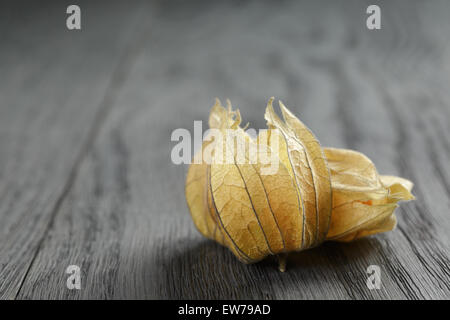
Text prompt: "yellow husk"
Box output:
[[185, 98, 414, 270]]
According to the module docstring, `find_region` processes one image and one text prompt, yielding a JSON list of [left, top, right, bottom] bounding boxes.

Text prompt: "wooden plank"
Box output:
[[0, 0, 147, 299], [13, 0, 450, 299]]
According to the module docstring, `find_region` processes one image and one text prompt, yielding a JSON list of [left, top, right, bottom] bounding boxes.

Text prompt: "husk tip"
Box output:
[[277, 254, 287, 273]]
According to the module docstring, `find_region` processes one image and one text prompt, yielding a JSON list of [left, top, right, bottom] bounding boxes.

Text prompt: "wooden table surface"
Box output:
[[1, 0, 450, 299]]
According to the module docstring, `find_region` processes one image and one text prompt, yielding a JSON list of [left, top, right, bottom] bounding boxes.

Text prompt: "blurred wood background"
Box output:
[[1, 0, 450, 299]]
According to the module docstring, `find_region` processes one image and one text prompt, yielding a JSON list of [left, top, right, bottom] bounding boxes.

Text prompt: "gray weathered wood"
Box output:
[[2, 0, 450, 299], [0, 0, 147, 299]]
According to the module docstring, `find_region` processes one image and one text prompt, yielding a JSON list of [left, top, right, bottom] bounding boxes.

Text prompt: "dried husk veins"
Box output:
[[185, 98, 414, 270], [264, 98, 332, 249]]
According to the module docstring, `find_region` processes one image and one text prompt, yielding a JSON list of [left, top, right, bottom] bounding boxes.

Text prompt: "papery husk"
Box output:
[[324, 147, 414, 242], [185, 98, 414, 271]]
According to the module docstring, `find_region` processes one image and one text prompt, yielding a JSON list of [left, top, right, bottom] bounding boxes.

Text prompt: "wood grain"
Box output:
[[2, 0, 450, 299], [0, 0, 147, 299]]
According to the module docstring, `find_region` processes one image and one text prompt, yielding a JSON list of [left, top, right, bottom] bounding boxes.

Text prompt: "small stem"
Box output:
[[277, 254, 287, 272]]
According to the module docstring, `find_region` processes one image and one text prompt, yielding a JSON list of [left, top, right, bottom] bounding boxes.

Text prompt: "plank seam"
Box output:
[[13, 2, 151, 299]]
